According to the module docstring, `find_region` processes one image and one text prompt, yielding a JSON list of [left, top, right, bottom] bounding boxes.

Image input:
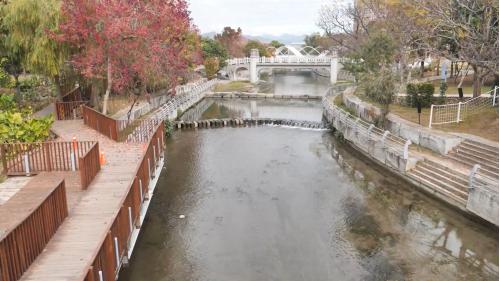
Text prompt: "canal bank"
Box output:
[[119, 127, 498, 281], [322, 87, 498, 227]]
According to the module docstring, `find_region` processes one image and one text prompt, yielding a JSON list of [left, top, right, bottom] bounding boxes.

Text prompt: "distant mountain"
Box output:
[[201, 32, 305, 45]]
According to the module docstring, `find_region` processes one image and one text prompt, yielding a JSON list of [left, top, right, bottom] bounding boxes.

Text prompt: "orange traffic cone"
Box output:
[[99, 152, 106, 165]]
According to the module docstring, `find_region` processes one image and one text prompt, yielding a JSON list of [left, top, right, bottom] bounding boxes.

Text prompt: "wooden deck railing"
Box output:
[[82, 106, 123, 141], [55, 101, 88, 120], [79, 142, 101, 189], [0, 141, 101, 189], [83, 122, 164, 281], [1, 141, 96, 175], [0, 177, 68, 281]]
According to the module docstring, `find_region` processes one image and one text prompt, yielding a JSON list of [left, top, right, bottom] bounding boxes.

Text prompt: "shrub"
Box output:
[[438, 81, 447, 104], [204, 57, 220, 79], [406, 83, 434, 108], [362, 69, 396, 117]]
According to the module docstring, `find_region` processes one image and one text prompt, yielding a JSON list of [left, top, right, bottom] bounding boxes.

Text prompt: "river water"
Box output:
[[119, 72, 498, 281]]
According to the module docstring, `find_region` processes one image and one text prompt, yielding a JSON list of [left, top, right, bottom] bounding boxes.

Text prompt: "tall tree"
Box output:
[[58, 0, 200, 114], [1, 0, 68, 99], [414, 0, 499, 96], [243, 40, 269, 57], [215, 26, 244, 58], [201, 38, 228, 67]]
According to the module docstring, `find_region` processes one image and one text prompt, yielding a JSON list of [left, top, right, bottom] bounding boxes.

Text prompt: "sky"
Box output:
[[188, 0, 331, 36]]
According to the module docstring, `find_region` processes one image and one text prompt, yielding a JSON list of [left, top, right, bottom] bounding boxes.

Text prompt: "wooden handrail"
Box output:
[[82, 106, 120, 141], [83, 122, 164, 281], [78, 142, 101, 189], [0, 177, 68, 281], [0, 141, 96, 175], [55, 100, 88, 120]]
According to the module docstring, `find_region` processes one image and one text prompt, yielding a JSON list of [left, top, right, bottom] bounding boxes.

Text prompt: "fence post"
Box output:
[[381, 131, 390, 146], [114, 237, 120, 269], [1, 145, 8, 174], [456, 102, 462, 123], [24, 153, 30, 175], [403, 140, 412, 160], [98, 270, 104, 281], [468, 164, 481, 189], [428, 104, 434, 128]]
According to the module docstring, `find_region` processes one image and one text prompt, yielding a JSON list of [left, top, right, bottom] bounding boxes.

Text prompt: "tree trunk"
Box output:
[[90, 79, 101, 108], [435, 58, 440, 76], [14, 75, 21, 102], [420, 60, 424, 78], [102, 56, 112, 115], [472, 65, 482, 97], [53, 75, 62, 101]]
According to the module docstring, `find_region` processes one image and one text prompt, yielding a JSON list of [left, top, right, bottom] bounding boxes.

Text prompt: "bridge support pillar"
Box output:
[[330, 56, 338, 85], [250, 49, 259, 84]]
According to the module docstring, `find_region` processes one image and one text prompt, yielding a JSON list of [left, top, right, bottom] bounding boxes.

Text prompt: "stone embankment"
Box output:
[[340, 87, 463, 155], [173, 118, 328, 130], [323, 88, 498, 226]]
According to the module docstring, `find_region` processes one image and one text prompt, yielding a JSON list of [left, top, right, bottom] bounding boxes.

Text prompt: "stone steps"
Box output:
[[417, 162, 469, 189], [411, 167, 469, 199], [446, 154, 498, 177], [409, 158, 470, 205], [446, 139, 499, 179], [408, 170, 468, 206], [462, 139, 499, 156], [453, 145, 498, 163]]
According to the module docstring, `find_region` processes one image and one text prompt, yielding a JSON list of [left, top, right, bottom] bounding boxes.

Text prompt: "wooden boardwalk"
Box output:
[[18, 120, 144, 281]]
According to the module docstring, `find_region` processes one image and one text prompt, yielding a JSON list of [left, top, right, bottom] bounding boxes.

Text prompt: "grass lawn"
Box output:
[[354, 89, 499, 142], [214, 81, 253, 92], [433, 108, 499, 142]]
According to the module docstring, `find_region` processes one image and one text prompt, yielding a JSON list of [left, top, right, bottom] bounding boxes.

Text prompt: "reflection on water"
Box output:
[[181, 99, 323, 122], [119, 128, 498, 281], [258, 71, 331, 96]]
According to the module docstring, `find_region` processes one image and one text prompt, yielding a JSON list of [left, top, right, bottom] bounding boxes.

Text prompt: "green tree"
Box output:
[[362, 68, 396, 121], [201, 38, 228, 68], [243, 40, 269, 57], [1, 0, 68, 99], [204, 57, 219, 79], [269, 40, 283, 48], [343, 32, 397, 81]]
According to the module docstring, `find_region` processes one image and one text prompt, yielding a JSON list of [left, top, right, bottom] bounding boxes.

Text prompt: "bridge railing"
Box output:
[[227, 56, 333, 65], [0, 178, 68, 281], [83, 122, 164, 281]]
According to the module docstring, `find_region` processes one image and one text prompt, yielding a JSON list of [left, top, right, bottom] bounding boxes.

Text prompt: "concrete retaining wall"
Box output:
[[323, 98, 413, 174], [342, 89, 462, 155], [467, 186, 499, 225]]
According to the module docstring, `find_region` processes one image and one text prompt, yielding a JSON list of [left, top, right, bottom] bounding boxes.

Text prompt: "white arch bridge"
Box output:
[[225, 46, 351, 84]]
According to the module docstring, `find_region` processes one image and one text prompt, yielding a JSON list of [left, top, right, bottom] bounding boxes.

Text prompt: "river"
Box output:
[[119, 72, 498, 281]]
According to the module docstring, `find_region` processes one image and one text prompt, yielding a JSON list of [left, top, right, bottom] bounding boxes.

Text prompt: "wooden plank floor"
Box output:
[[19, 120, 144, 281]]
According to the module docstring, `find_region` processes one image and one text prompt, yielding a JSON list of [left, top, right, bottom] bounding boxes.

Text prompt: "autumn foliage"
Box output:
[[57, 0, 201, 112]]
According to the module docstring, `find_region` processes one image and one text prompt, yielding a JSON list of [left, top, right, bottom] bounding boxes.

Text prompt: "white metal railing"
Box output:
[[226, 56, 332, 66], [322, 97, 411, 158], [151, 79, 218, 121], [429, 86, 499, 128]]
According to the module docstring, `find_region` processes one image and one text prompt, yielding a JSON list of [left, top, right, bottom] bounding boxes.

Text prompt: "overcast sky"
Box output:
[[188, 0, 331, 36]]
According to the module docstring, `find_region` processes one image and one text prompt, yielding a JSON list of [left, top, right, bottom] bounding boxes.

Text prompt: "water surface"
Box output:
[[119, 128, 498, 281]]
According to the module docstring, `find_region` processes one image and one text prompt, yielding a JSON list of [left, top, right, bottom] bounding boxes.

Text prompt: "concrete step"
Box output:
[[446, 155, 499, 178], [408, 171, 468, 206], [419, 159, 469, 182], [461, 140, 499, 156], [447, 152, 499, 172], [453, 145, 499, 163], [416, 163, 469, 190], [410, 169, 468, 200], [451, 148, 499, 167]]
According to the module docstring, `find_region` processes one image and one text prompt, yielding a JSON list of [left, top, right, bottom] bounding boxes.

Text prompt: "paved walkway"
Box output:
[[19, 120, 143, 281]]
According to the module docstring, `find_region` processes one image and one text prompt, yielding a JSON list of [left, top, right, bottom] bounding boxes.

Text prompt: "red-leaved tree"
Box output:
[[58, 0, 201, 114]]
